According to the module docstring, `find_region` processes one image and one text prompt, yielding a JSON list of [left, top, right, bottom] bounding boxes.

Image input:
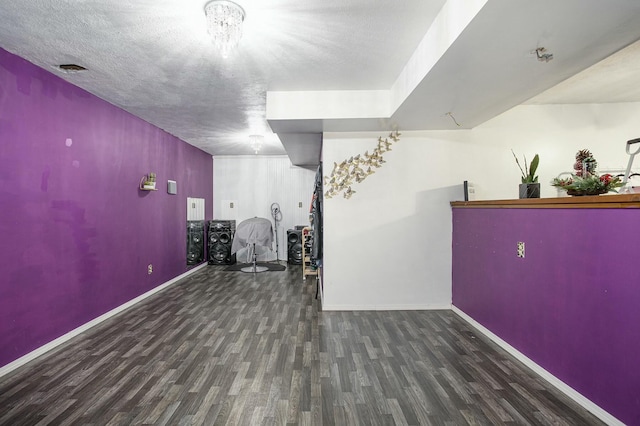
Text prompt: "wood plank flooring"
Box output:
[[0, 265, 604, 425]]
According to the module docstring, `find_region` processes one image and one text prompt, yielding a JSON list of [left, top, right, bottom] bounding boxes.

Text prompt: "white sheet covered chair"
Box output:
[[232, 217, 274, 273]]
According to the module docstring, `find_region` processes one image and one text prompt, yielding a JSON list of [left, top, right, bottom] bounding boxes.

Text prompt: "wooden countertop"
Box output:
[[451, 193, 640, 209]]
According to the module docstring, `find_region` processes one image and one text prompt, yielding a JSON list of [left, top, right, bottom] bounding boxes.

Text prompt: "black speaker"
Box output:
[[287, 229, 303, 265], [187, 221, 205, 265], [208, 220, 236, 265]]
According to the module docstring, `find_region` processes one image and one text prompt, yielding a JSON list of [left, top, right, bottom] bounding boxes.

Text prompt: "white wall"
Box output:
[[322, 133, 461, 310], [462, 102, 640, 199], [322, 102, 640, 310], [213, 156, 316, 261]]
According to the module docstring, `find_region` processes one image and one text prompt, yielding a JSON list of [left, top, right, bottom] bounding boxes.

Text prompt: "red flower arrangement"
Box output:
[[551, 150, 624, 196]]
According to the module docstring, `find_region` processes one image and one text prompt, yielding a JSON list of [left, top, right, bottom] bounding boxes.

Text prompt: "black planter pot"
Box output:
[[519, 183, 540, 199]]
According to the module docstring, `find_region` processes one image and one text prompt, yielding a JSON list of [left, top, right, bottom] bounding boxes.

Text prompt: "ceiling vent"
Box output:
[[57, 64, 88, 73]]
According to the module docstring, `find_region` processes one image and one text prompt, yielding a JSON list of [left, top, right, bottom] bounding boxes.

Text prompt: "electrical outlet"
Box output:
[[299, 202, 303, 208], [148, 264, 153, 274], [517, 242, 525, 258]]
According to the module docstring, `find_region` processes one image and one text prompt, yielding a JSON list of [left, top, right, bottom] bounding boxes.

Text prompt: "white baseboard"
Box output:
[[321, 303, 452, 311], [0, 263, 208, 379], [451, 305, 624, 426]]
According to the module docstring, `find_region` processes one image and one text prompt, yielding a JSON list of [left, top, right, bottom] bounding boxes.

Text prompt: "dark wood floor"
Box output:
[[0, 265, 603, 425]]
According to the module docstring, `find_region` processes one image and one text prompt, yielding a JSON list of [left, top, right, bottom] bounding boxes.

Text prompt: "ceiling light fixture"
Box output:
[[204, 0, 246, 58], [57, 64, 88, 73], [249, 135, 264, 154]]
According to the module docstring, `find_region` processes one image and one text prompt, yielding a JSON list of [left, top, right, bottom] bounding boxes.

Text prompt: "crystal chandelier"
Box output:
[[204, 0, 246, 58], [249, 135, 264, 154]]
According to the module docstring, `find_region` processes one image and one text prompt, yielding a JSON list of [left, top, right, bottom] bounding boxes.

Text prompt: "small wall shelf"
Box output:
[[139, 174, 158, 191]]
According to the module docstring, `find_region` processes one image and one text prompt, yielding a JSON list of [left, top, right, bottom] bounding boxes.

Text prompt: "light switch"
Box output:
[[167, 180, 177, 195]]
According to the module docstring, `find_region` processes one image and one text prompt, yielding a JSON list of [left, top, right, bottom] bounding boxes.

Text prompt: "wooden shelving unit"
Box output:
[[302, 227, 317, 280]]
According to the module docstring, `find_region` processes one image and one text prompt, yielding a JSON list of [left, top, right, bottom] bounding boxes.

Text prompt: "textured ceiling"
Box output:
[[2, 0, 640, 163], [0, 0, 445, 156]]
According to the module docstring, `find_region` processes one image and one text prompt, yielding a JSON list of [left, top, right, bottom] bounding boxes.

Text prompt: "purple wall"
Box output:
[[452, 207, 640, 425], [0, 48, 213, 368]]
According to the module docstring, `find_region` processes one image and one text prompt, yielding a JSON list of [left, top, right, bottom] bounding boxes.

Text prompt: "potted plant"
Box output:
[[143, 172, 156, 190], [551, 150, 624, 196], [512, 150, 540, 198]]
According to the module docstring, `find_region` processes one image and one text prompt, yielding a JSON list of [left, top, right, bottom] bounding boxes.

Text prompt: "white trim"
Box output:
[[317, 268, 324, 309], [451, 306, 624, 426], [212, 155, 290, 160], [0, 263, 208, 379], [321, 303, 452, 311]]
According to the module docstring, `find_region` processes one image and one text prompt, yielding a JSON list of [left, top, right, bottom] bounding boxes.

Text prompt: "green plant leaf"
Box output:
[[513, 151, 540, 183], [529, 154, 539, 178], [511, 149, 526, 179]]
